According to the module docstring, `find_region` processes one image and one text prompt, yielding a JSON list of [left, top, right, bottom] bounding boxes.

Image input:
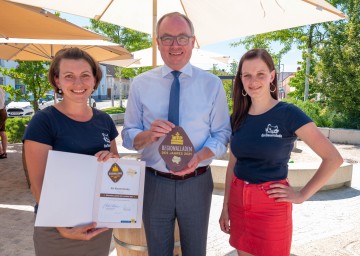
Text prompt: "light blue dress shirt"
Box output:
[[122, 63, 231, 172]]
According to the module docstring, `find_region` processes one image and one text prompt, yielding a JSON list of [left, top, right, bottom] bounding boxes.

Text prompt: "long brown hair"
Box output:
[[231, 48, 278, 132]]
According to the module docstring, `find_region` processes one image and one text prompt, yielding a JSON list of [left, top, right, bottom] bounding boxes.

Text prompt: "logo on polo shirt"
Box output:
[[261, 124, 282, 138]]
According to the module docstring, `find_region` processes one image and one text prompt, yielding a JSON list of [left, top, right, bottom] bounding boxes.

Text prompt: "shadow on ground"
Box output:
[[308, 186, 360, 201]]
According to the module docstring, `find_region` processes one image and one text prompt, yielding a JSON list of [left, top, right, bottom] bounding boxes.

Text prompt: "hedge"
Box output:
[[5, 117, 31, 143]]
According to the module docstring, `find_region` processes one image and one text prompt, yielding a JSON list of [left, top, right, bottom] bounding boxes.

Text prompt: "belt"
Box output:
[[146, 166, 209, 180]]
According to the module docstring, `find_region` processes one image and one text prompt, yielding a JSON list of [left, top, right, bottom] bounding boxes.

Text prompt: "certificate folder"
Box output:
[[35, 150, 145, 228]]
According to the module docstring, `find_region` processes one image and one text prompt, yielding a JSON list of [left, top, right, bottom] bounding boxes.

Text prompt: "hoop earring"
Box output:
[[270, 82, 276, 93], [242, 89, 248, 96]]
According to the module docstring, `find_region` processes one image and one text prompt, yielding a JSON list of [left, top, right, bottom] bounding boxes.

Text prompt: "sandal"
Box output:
[[0, 153, 7, 159]]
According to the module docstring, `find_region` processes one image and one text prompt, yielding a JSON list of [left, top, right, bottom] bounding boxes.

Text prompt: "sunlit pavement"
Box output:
[[1, 142, 359, 256]]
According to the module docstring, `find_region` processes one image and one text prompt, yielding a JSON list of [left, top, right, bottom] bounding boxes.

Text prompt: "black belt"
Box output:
[[146, 166, 209, 180]]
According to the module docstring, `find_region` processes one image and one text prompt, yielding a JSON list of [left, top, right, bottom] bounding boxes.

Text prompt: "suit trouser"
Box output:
[[143, 168, 213, 256]]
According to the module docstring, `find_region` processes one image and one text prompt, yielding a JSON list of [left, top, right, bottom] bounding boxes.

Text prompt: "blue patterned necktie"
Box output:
[[168, 71, 181, 126]]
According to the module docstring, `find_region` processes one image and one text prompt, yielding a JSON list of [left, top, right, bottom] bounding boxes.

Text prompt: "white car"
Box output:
[[44, 96, 96, 108], [6, 94, 96, 117], [6, 100, 34, 117]]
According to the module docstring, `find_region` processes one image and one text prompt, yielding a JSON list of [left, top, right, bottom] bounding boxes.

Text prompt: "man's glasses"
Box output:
[[159, 35, 193, 46]]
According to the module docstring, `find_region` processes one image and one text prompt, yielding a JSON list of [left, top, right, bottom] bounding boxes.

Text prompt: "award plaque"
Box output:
[[158, 126, 194, 172]]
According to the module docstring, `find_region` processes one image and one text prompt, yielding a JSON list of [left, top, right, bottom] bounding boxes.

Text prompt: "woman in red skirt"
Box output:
[[219, 48, 343, 256]]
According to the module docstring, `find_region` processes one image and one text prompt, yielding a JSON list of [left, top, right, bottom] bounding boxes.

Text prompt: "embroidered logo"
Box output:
[[102, 133, 110, 143], [102, 133, 111, 148], [261, 124, 282, 138]]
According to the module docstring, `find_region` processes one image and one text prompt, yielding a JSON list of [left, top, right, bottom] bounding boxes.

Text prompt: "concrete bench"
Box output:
[[210, 160, 353, 191], [110, 113, 125, 125], [116, 148, 353, 191]]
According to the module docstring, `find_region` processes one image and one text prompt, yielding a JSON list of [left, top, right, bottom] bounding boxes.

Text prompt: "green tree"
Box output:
[[231, 1, 345, 101], [208, 65, 234, 113], [288, 55, 317, 100], [89, 20, 152, 52], [232, 29, 297, 68], [0, 61, 51, 111], [88, 20, 152, 79], [118, 66, 152, 79], [317, 0, 360, 129]]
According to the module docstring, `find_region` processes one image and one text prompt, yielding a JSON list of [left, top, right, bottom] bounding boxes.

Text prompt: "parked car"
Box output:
[[6, 99, 34, 117], [38, 93, 57, 110], [6, 94, 96, 118], [45, 96, 96, 108]]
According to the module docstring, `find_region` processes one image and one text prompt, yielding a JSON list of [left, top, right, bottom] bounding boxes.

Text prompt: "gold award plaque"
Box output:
[[108, 162, 123, 183], [158, 126, 194, 172]]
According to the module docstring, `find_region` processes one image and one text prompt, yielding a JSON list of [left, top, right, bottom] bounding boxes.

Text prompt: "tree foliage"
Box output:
[[230, 0, 344, 100], [88, 20, 153, 78], [283, 98, 332, 128], [288, 54, 317, 100], [89, 20, 152, 52], [230, 0, 359, 129], [0, 61, 51, 111], [232, 27, 311, 68], [317, 0, 360, 128], [118, 66, 152, 79], [208, 65, 234, 113]]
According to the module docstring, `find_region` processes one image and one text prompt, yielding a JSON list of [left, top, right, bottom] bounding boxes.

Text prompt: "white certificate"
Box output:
[[35, 150, 145, 228]]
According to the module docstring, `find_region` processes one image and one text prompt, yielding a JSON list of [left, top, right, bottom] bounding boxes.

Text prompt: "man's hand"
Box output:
[[170, 153, 199, 176], [149, 119, 175, 142], [56, 222, 109, 240], [134, 119, 174, 150], [170, 147, 214, 176]]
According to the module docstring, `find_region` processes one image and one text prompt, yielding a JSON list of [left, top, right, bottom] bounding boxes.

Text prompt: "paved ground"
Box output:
[[1, 132, 359, 255]]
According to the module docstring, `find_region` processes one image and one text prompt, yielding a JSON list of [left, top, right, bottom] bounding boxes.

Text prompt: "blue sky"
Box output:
[[62, 13, 302, 72]]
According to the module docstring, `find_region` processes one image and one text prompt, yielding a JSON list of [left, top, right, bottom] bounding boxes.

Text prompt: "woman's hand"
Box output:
[[267, 183, 305, 204], [95, 150, 120, 162], [56, 222, 109, 240], [219, 207, 231, 234]]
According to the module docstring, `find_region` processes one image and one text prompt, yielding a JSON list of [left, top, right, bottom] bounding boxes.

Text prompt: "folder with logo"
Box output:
[[35, 150, 145, 228]]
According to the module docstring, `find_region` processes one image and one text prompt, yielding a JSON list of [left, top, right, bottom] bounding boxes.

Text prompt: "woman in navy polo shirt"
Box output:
[[23, 48, 119, 256], [219, 48, 343, 256]]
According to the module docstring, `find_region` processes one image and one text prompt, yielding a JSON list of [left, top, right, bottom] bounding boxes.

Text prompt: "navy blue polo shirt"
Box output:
[[231, 102, 312, 183], [23, 106, 118, 156]]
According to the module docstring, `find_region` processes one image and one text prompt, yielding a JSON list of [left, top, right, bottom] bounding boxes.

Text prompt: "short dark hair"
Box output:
[[156, 12, 194, 37], [48, 48, 102, 95]]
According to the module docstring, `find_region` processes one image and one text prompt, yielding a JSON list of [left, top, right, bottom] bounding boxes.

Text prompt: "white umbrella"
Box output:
[[0, 38, 132, 61], [9, 0, 346, 66], [102, 48, 234, 69]]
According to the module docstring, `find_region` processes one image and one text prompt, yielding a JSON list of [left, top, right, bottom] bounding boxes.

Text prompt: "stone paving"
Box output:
[[1, 138, 360, 256]]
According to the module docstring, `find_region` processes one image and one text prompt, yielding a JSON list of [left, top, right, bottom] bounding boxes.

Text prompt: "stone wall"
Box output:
[[319, 128, 360, 145]]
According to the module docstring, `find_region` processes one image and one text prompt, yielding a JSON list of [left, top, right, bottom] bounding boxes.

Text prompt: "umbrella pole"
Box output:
[[152, 0, 157, 68]]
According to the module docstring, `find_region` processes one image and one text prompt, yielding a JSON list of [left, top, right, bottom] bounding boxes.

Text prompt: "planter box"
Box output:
[[210, 160, 353, 191]]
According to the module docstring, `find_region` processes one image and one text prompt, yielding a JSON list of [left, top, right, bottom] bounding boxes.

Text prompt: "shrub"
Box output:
[[282, 98, 332, 128], [223, 80, 233, 114], [5, 117, 31, 143], [102, 107, 126, 115]]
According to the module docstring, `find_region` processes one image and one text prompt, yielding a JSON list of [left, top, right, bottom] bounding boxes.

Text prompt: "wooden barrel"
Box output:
[[113, 222, 181, 256]]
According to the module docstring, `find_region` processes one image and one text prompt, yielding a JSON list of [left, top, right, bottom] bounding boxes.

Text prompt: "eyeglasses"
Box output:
[[158, 35, 193, 46]]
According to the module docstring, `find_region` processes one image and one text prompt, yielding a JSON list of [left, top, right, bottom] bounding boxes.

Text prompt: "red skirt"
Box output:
[[229, 177, 292, 256]]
